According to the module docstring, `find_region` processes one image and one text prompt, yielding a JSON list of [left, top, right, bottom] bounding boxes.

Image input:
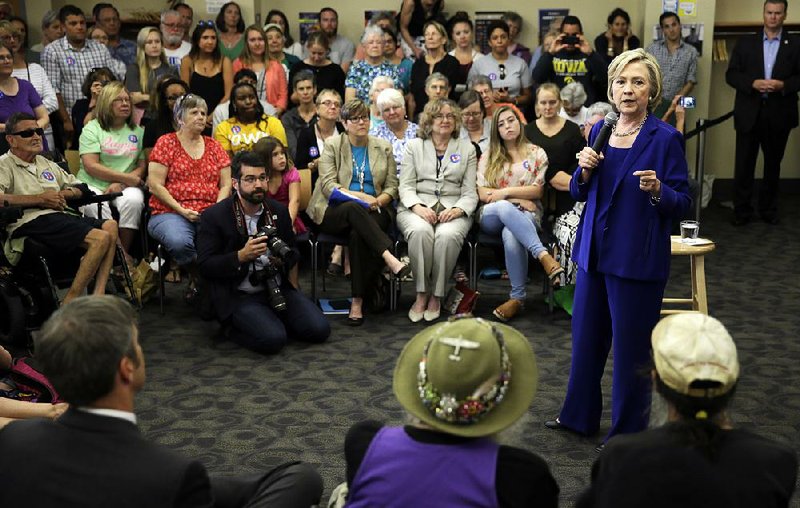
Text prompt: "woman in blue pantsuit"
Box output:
[[545, 49, 691, 447]]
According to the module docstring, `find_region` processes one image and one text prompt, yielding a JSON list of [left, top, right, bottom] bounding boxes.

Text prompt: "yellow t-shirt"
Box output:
[[213, 116, 288, 154]]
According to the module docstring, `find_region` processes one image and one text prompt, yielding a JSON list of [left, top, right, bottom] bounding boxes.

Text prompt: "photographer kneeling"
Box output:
[[197, 151, 330, 354]]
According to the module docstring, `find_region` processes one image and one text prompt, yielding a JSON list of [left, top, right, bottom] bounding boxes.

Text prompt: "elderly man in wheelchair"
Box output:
[[0, 112, 118, 306]]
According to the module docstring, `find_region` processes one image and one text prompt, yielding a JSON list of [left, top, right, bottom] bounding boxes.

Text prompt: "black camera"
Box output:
[[248, 225, 297, 312], [562, 35, 580, 46]]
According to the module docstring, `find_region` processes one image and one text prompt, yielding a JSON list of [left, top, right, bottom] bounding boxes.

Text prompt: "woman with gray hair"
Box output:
[[367, 75, 395, 130], [370, 87, 418, 175], [397, 98, 478, 322], [458, 90, 490, 157], [559, 82, 589, 127], [345, 25, 400, 103], [147, 93, 232, 301]]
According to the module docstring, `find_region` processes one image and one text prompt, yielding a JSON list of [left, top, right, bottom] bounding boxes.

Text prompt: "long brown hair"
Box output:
[[484, 106, 528, 187]]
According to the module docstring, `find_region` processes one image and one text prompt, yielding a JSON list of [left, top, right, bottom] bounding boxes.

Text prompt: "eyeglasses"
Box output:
[[113, 97, 131, 104], [197, 20, 215, 28], [432, 113, 456, 121], [498, 64, 506, 81], [241, 175, 268, 184], [9, 128, 44, 138], [161, 22, 181, 30], [0, 54, 12, 62], [347, 115, 369, 123], [319, 100, 341, 108], [462, 111, 482, 118]]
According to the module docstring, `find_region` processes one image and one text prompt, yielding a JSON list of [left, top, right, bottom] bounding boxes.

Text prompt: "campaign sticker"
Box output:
[[41, 171, 55, 181], [309, 146, 319, 157], [522, 160, 530, 170], [232, 125, 241, 134], [450, 154, 461, 163], [488, 73, 497, 80], [65, 56, 76, 66], [128, 134, 138, 143]]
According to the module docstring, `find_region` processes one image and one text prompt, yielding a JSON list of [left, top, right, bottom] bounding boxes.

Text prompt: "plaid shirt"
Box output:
[[41, 37, 127, 111], [108, 38, 137, 66], [646, 39, 698, 100]]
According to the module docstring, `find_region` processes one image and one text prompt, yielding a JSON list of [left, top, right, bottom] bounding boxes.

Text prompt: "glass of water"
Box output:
[[680, 220, 700, 243]]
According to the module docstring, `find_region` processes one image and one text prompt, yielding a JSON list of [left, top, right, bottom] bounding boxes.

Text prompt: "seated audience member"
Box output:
[[78, 82, 145, 260], [0, 295, 324, 506], [576, 313, 798, 508], [344, 317, 559, 507], [281, 70, 317, 159], [458, 90, 491, 158], [367, 75, 395, 130], [142, 76, 188, 152], [293, 89, 345, 185], [70, 67, 116, 149], [503, 11, 533, 65], [30, 10, 63, 57], [353, 11, 401, 62], [0, 113, 118, 304], [550, 101, 611, 285], [0, 43, 50, 154], [88, 25, 109, 47], [345, 26, 400, 104], [147, 94, 232, 302], [470, 75, 526, 124], [408, 21, 459, 118], [531, 15, 607, 107], [233, 24, 287, 116], [382, 28, 413, 93], [558, 82, 589, 128], [264, 23, 300, 85], [0, 344, 68, 429], [253, 137, 306, 236], [305, 99, 410, 325], [289, 31, 346, 104], [397, 98, 477, 323], [478, 106, 563, 322], [468, 20, 532, 111], [125, 27, 177, 121], [369, 87, 418, 176], [214, 81, 287, 156], [265, 9, 303, 58], [594, 8, 640, 67], [212, 68, 277, 134], [197, 151, 329, 354], [447, 12, 483, 95]]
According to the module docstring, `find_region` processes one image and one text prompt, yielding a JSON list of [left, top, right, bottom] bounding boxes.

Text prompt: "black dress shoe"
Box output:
[[347, 316, 364, 326], [595, 442, 606, 453], [395, 263, 412, 280], [544, 418, 565, 430]]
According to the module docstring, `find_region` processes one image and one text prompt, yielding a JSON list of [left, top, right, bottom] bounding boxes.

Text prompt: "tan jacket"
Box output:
[[306, 133, 399, 225]]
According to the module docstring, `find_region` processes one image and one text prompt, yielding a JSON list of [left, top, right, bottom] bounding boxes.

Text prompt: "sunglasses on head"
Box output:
[[498, 64, 506, 81], [197, 20, 215, 28], [9, 128, 44, 138]]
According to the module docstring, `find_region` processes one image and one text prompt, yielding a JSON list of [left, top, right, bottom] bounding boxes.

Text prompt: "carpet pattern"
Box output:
[[136, 197, 800, 506]]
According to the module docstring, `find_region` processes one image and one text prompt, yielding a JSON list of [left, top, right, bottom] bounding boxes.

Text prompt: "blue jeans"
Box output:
[[479, 200, 546, 300], [147, 213, 198, 266], [229, 287, 330, 354]]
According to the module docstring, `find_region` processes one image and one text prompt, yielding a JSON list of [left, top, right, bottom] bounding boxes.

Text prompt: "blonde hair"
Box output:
[[485, 106, 528, 187], [95, 82, 135, 131], [535, 82, 561, 118], [418, 99, 462, 140], [239, 25, 268, 66], [135, 27, 169, 94], [607, 48, 663, 111]]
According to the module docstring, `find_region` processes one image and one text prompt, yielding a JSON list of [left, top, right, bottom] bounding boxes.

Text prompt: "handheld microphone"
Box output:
[[590, 112, 619, 155]]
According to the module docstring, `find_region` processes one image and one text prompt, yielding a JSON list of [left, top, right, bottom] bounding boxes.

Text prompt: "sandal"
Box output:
[[493, 299, 524, 322], [164, 269, 181, 283], [539, 253, 564, 287]]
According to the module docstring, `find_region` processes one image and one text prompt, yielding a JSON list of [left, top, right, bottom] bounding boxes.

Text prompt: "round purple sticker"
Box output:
[[41, 171, 55, 181], [231, 125, 241, 134], [65, 56, 76, 66], [522, 160, 530, 170], [128, 134, 138, 143], [488, 73, 497, 80], [450, 154, 461, 163], [309, 146, 319, 157]]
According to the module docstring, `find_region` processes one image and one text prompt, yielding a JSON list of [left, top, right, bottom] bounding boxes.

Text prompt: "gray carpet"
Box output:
[[136, 196, 800, 506]]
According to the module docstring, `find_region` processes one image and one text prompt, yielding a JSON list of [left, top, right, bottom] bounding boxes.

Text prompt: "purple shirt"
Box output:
[[0, 79, 47, 150], [347, 426, 500, 508]]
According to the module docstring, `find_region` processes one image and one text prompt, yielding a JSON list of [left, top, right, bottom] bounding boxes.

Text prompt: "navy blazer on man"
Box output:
[[0, 408, 213, 507], [569, 115, 691, 281]]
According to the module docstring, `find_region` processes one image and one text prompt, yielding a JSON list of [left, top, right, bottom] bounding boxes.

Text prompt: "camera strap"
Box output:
[[232, 196, 275, 239]]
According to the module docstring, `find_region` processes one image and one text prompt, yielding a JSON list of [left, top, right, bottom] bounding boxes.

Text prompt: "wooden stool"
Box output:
[[662, 236, 715, 315]]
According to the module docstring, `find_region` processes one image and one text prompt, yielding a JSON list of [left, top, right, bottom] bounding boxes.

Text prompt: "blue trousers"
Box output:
[[229, 287, 330, 354], [559, 267, 666, 441], [147, 212, 198, 266]]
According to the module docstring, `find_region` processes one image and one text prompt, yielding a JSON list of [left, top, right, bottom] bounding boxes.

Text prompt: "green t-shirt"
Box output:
[[78, 120, 144, 190]]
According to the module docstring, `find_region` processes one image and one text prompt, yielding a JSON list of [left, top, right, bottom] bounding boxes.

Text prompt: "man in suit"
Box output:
[[197, 150, 330, 354], [726, 0, 800, 226], [0, 295, 323, 507]]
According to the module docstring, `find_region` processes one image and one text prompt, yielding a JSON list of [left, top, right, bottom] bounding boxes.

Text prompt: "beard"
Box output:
[[240, 188, 265, 205], [163, 32, 183, 46]]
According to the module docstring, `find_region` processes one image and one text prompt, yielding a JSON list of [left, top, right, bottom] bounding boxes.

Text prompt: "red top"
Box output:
[[148, 133, 231, 215]]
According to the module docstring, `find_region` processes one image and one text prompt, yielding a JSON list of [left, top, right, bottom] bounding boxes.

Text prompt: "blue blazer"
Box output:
[[569, 114, 691, 281]]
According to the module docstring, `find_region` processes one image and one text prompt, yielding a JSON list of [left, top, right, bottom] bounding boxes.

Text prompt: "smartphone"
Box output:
[[679, 96, 696, 108], [562, 35, 580, 46]]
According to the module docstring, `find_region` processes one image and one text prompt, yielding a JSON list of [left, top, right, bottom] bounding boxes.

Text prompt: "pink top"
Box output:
[[267, 166, 306, 233], [232, 58, 288, 110]]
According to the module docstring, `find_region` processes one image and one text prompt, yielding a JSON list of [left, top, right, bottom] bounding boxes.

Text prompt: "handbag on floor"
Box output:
[[443, 282, 479, 315]]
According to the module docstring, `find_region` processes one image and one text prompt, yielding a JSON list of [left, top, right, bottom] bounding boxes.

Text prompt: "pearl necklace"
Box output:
[[613, 114, 648, 137]]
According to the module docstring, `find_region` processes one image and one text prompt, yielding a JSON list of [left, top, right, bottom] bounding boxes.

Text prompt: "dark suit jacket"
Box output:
[[725, 30, 800, 132], [196, 195, 295, 322], [0, 408, 213, 508], [570, 115, 691, 281]]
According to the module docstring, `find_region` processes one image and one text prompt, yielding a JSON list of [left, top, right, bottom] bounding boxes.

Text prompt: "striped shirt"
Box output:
[[645, 39, 698, 100], [41, 37, 126, 110]]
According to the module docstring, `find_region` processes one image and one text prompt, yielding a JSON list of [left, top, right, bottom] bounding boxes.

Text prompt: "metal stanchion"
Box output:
[[693, 118, 706, 221]]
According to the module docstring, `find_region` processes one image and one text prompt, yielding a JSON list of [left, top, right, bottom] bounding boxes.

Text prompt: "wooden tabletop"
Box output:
[[670, 236, 716, 255]]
